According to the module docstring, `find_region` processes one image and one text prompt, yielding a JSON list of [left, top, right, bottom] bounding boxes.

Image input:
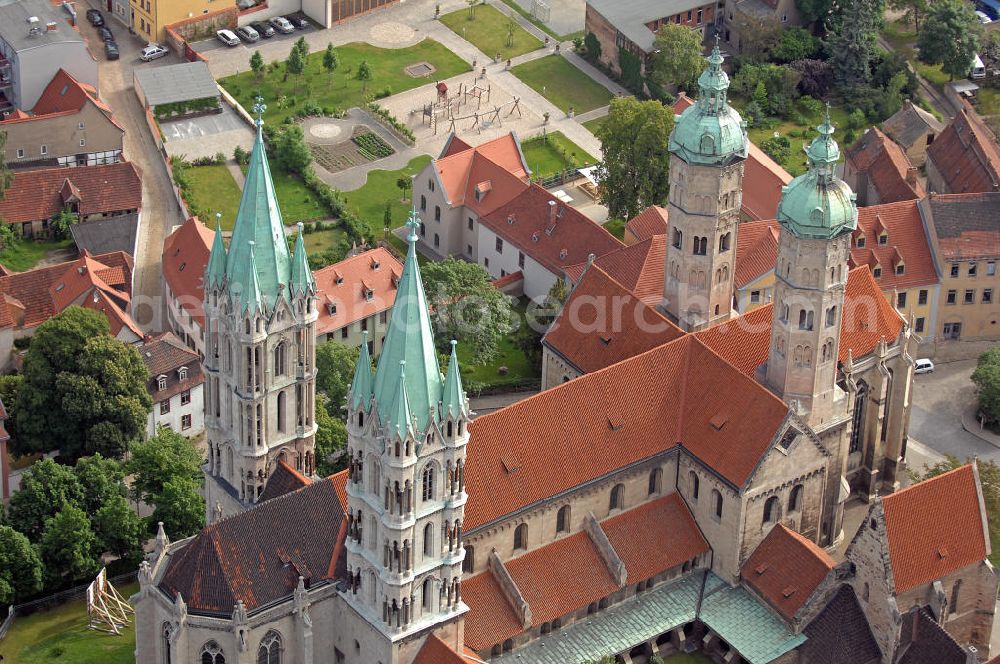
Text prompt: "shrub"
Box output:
[[761, 135, 791, 164], [233, 145, 250, 166], [584, 32, 601, 63]]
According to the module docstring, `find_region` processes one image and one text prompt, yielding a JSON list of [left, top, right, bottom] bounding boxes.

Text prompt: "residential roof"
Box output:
[[133, 61, 219, 107], [434, 133, 529, 215], [543, 264, 681, 374], [734, 219, 780, 289], [161, 217, 213, 329], [881, 464, 988, 593], [587, 0, 703, 52], [313, 248, 402, 337], [465, 334, 790, 530], [881, 100, 945, 150], [624, 206, 668, 243], [848, 199, 938, 291], [30, 68, 115, 122], [258, 460, 313, 503], [0, 0, 85, 52], [70, 213, 139, 257], [0, 161, 142, 224], [926, 103, 1000, 194], [140, 332, 203, 402], [847, 127, 925, 204], [563, 234, 666, 306], [741, 524, 835, 621], [743, 142, 793, 221], [924, 191, 1000, 261], [480, 183, 623, 275], [800, 584, 882, 664], [896, 607, 971, 664]]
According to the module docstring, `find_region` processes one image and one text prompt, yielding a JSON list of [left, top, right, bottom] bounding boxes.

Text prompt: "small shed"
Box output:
[[133, 61, 220, 118]]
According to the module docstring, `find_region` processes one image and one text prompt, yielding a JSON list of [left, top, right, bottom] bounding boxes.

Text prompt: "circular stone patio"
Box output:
[[369, 21, 415, 44], [309, 123, 343, 140]]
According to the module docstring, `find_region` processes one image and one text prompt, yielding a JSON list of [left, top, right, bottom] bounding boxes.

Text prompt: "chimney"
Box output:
[[545, 200, 557, 235], [906, 167, 918, 186]]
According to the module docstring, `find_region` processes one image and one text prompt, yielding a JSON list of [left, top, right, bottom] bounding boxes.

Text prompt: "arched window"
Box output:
[[463, 545, 475, 573], [257, 631, 282, 664], [423, 522, 435, 557], [798, 309, 807, 329], [277, 391, 286, 433], [712, 489, 723, 519], [556, 505, 570, 533], [807, 311, 814, 330], [503, 639, 513, 653], [672, 227, 683, 249], [201, 642, 226, 664], [862, 582, 870, 602], [689, 471, 700, 500], [789, 484, 803, 512], [367, 570, 377, 604], [513, 523, 527, 550], [763, 496, 780, 525], [648, 468, 662, 495], [274, 342, 286, 376], [162, 623, 172, 664], [609, 483, 625, 511], [420, 195, 426, 211], [226, 447, 234, 481], [421, 465, 435, 502], [422, 577, 434, 609], [826, 306, 837, 328], [719, 232, 731, 252]]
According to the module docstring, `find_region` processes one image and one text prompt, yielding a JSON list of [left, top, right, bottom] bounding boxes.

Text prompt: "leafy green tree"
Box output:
[[7, 458, 84, 541], [828, 0, 884, 90], [74, 453, 126, 514], [397, 175, 412, 202], [618, 48, 644, 95], [773, 27, 822, 62], [293, 36, 309, 60], [732, 63, 801, 118], [275, 125, 312, 176], [323, 43, 339, 82], [48, 208, 76, 240], [315, 393, 348, 476], [128, 427, 204, 505], [0, 222, 17, 253], [285, 44, 306, 83], [650, 23, 704, 91], [94, 494, 144, 561], [357, 60, 373, 92], [889, 0, 928, 32], [0, 131, 12, 200], [761, 135, 791, 163], [973, 347, 1000, 423], [917, 0, 983, 79], [0, 526, 43, 603], [730, 14, 782, 62], [150, 477, 205, 540], [250, 50, 265, 78], [39, 504, 100, 588], [795, 0, 833, 27], [595, 97, 675, 220], [316, 341, 361, 415], [584, 32, 602, 63], [0, 373, 22, 442], [421, 258, 516, 364], [506, 18, 517, 48]]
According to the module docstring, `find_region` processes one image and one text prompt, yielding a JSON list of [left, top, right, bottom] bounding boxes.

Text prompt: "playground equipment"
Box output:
[[86, 568, 134, 635], [415, 80, 523, 135]]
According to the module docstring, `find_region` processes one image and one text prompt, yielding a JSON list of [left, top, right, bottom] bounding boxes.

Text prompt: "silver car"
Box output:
[[269, 16, 295, 34], [217, 29, 241, 47], [236, 26, 260, 42], [139, 43, 169, 61]]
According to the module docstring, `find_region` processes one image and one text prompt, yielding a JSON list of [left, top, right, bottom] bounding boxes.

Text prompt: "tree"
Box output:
[[888, 0, 928, 32], [7, 458, 84, 541], [0, 222, 17, 253], [973, 347, 1000, 423], [150, 477, 205, 540], [506, 18, 517, 48], [383, 201, 392, 239], [466, 0, 477, 19], [128, 427, 204, 505], [791, 58, 833, 97], [39, 505, 100, 587], [275, 125, 312, 176], [736, 15, 783, 62], [74, 453, 126, 514], [323, 43, 339, 82], [0, 526, 43, 604], [732, 63, 801, 118], [421, 258, 515, 363], [795, 0, 833, 27], [48, 208, 76, 240], [315, 341, 361, 415], [285, 45, 306, 84], [0, 131, 12, 201], [0, 373, 22, 442], [250, 50, 265, 78], [761, 135, 791, 164], [649, 23, 704, 91], [315, 393, 348, 476], [584, 32, 602, 63], [357, 60, 373, 93], [293, 36, 309, 60], [595, 97, 675, 220], [397, 175, 412, 202], [773, 27, 822, 63], [94, 494, 144, 561], [828, 0, 884, 90], [917, 0, 983, 80]]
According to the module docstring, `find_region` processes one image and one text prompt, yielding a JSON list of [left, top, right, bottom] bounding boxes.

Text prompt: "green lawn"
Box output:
[[182, 164, 242, 229], [440, 4, 543, 60], [520, 131, 597, 179], [458, 298, 539, 391], [512, 55, 613, 113], [220, 40, 471, 125], [0, 583, 139, 664], [582, 115, 606, 136], [301, 227, 342, 255], [265, 167, 329, 224], [0, 238, 75, 272], [341, 155, 432, 254], [603, 218, 625, 241]]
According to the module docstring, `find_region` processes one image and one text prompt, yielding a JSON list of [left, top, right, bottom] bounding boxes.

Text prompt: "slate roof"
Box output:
[[161, 217, 213, 329], [924, 191, 1000, 261], [563, 235, 667, 306], [140, 332, 203, 402], [133, 61, 219, 107], [0, 161, 142, 224], [896, 607, 971, 664], [926, 103, 1000, 194], [70, 213, 139, 257], [741, 523, 834, 621], [881, 464, 987, 593], [882, 100, 945, 150], [799, 584, 881, 664], [258, 460, 312, 503], [587, 0, 706, 51], [313, 248, 402, 336], [848, 200, 938, 291], [624, 206, 668, 243], [846, 127, 925, 204]]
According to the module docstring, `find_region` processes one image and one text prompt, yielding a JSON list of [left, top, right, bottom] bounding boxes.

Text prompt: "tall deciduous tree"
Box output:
[[888, 0, 928, 32], [828, 0, 884, 90], [0, 526, 43, 603], [94, 494, 144, 561], [39, 505, 100, 588], [595, 97, 675, 220], [150, 477, 205, 540], [917, 0, 983, 79], [316, 341, 361, 415], [275, 125, 313, 175], [973, 347, 1000, 423], [649, 23, 705, 91], [315, 393, 348, 476], [323, 43, 339, 82], [795, 0, 833, 27], [250, 50, 265, 78], [7, 458, 84, 541], [128, 427, 204, 505], [74, 453, 126, 514]]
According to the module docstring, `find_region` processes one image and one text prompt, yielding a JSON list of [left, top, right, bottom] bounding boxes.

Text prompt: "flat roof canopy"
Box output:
[[134, 61, 218, 107]]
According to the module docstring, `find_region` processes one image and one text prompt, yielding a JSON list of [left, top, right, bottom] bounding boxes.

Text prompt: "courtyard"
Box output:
[[440, 3, 543, 60], [512, 55, 614, 114]]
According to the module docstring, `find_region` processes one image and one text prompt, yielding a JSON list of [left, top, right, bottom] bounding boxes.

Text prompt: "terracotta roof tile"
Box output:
[[462, 568, 524, 650], [743, 142, 793, 220], [925, 191, 1000, 260], [440, 134, 473, 158], [926, 103, 1000, 194], [846, 128, 924, 204], [435, 134, 529, 214], [882, 464, 987, 593], [741, 524, 834, 620], [881, 100, 945, 150], [0, 162, 141, 225], [412, 633, 470, 664], [564, 235, 666, 307], [313, 248, 402, 336], [602, 492, 708, 583], [848, 200, 937, 291], [140, 331, 202, 398], [735, 219, 780, 289], [162, 217, 213, 329], [624, 206, 668, 243], [259, 460, 313, 503], [31, 68, 99, 115]]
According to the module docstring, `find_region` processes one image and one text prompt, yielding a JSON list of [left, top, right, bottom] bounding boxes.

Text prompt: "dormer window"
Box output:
[[895, 264, 905, 275], [873, 266, 882, 278], [157, 375, 167, 391], [856, 236, 866, 248], [336, 276, 344, 285], [371, 259, 380, 270], [364, 288, 374, 301], [327, 302, 338, 315], [178, 367, 188, 381], [878, 233, 888, 245]]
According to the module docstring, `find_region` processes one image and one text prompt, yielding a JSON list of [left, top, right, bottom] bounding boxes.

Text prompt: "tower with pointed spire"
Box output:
[[662, 38, 748, 331], [343, 208, 470, 655], [202, 98, 319, 520]]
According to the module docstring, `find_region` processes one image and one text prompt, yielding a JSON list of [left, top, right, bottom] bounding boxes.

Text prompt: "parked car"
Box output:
[[97, 25, 114, 42], [105, 41, 120, 60], [287, 14, 309, 29], [236, 26, 260, 43], [269, 16, 295, 34], [250, 21, 275, 38], [86, 9, 104, 27], [977, 9, 993, 23], [139, 43, 170, 61], [217, 29, 241, 47], [914, 359, 935, 374]]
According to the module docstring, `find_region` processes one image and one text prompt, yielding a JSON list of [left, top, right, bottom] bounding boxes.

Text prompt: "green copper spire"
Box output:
[[350, 331, 374, 410], [226, 97, 291, 311], [385, 361, 415, 439], [776, 106, 858, 240], [669, 36, 747, 166], [241, 241, 266, 315], [290, 222, 315, 297], [442, 340, 467, 419], [206, 212, 227, 291], [372, 208, 442, 434]]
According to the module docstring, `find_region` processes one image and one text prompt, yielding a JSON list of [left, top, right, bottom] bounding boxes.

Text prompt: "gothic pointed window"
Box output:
[[689, 471, 699, 500], [422, 577, 433, 609], [422, 465, 435, 502], [277, 391, 287, 433], [423, 522, 435, 557], [463, 545, 475, 573], [201, 642, 226, 664], [763, 496, 780, 525], [513, 523, 527, 551], [609, 483, 625, 511], [556, 505, 570, 533], [789, 484, 803, 512], [257, 631, 282, 664], [712, 489, 723, 520], [648, 468, 662, 495], [274, 342, 286, 376], [162, 623, 172, 664]]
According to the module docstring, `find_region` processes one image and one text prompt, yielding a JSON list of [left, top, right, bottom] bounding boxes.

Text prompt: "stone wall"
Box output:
[[165, 6, 238, 42]]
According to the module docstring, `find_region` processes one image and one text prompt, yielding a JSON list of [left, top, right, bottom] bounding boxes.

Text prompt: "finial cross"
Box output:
[[405, 207, 421, 242], [252, 96, 267, 127]]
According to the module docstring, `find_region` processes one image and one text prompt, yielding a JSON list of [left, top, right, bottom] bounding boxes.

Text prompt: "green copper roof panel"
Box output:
[[206, 213, 228, 291], [372, 210, 443, 434], [350, 331, 374, 410], [442, 340, 467, 419], [289, 222, 316, 297]]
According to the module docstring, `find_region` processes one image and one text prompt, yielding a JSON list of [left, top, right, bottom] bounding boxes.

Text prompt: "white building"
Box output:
[[141, 332, 205, 438]]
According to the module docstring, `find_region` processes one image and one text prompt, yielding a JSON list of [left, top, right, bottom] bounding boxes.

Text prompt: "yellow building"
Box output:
[[130, 0, 224, 43]]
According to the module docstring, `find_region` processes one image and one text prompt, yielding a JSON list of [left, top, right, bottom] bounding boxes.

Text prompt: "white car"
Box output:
[[217, 29, 241, 46], [139, 43, 169, 61], [914, 358, 935, 374], [270, 16, 295, 34], [977, 10, 993, 23]]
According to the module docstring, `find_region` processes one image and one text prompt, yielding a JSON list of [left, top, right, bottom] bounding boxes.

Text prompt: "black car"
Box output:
[[104, 41, 119, 60], [86, 9, 104, 27], [287, 14, 309, 29], [250, 21, 275, 38], [97, 25, 114, 42]]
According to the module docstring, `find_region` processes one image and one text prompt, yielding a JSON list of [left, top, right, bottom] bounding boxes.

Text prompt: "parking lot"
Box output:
[[191, 17, 317, 55], [161, 104, 254, 159]]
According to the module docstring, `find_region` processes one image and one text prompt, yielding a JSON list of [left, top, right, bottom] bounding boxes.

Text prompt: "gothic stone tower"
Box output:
[[663, 40, 748, 331], [202, 98, 318, 521], [343, 210, 470, 663]]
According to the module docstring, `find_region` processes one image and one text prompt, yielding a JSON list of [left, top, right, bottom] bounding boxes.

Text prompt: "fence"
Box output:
[[536, 163, 594, 189], [0, 570, 138, 642]]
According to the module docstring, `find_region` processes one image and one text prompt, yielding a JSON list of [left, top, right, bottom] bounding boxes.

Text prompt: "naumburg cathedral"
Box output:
[[133, 49, 997, 664]]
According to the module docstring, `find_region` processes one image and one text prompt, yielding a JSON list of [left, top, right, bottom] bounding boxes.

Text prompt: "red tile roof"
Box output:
[[743, 142, 793, 221], [624, 206, 668, 243], [848, 200, 937, 291], [313, 248, 402, 337], [466, 335, 790, 529], [412, 634, 473, 664], [741, 524, 835, 621], [924, 191, 1000, 261], [440, 134, 473, 158], [882, 464, 988, 593], [564, 235, 666, 306], [543, 264, 682, 374], [162, 217, 213, 329], [463, 567, 524, 651], [926, 103, 1000, 194], [846, 127, 924, 204], [434, 134, 529, 215], [735, 219, 780, 289], [0, 162, 141, 224], [0, 69, 122, 132], [602, 492, 708, 583], [258, 460, 312, 503]]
